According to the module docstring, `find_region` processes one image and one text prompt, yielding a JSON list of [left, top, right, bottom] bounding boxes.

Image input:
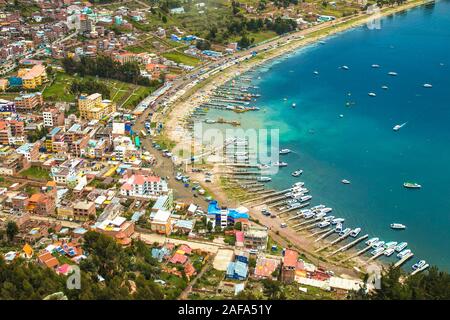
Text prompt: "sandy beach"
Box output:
[[157, 0, 433, 277]]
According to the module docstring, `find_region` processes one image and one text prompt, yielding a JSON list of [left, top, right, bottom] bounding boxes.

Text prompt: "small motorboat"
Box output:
[[388, 71, 398, 76], [390, 223, 406, 230], [368, 92, 377, 97], [341, 179, 351, 184], [341, 65, 349, 70], [372, 64, 380, 68], [291, 170, 303, 177], [423, 83, 433, 88]]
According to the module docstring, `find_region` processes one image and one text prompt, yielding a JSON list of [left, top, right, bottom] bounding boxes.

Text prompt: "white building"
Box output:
[[120, 174, 169, 198]]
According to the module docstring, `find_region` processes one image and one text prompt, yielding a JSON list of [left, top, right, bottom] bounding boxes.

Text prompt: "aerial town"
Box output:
[[0, 0, 448, 302]]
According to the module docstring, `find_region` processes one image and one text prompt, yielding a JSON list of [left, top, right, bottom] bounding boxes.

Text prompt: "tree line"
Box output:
[[61, 55, 160, 87], [0, 231, 166, 300]]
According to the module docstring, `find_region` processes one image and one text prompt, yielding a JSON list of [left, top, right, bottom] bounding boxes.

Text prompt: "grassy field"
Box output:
[[162, 51, 202, 66], [20, 167, 50, 180], [43, 72, 154, 107]]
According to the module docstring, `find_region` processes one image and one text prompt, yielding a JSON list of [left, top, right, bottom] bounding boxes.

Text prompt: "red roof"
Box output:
[[235, 231, 244, 243], [179, 244, 192, 255], [169, 253, 188, 265], [283, 249, 298, 268]]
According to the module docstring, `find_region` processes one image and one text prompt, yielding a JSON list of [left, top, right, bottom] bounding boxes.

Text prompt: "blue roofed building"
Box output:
[[151, 247, 171, 262], [226, 261, 248, 280], [207, 200, 249, 229]]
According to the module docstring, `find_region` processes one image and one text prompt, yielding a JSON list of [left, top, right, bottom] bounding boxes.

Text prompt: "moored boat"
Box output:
[[341, 179, 351, 184], [395, 242, 408, 252], [403, 182, 421, 189], [397, 249, 412, 259], [366, 237, 379, 246], [291, 170, 303, 177], [279, 148, 291, 155], [349, 228, 362, 237], [412, 260, 426, 270], [384, 248, 395, 256], [390, 223, 406, 230]]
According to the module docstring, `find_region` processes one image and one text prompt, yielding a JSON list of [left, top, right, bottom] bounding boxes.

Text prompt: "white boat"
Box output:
[[394, 242, 408, 252], [372, 64, 380, 68], [257, 176, 272, 182], [311, 205, 325, 210], [341, 65, 349, 70], [279, 148, 291, 155], [313, 71, 319, 75], [335, 223, 343, 233], [366, 237, 379, 246], [412, 260, 426, 270], [384, 241, 398, 249], [341, 179, 351, 184], [323, 215, 335, 222], [397, 249, 411, 259], [317, 221, 331, 228], [388, 71, 398, 76], [315, 212, 327, 219], [304, 211, 315, 219], [300, 195, 312, 202], [382, 85, 389, 90], [339, 228, 351, 236], [293, 182, 305, 188], [390, 223, 406, 230], [273, 161, 288, 167], [423, 83, 432, 88], [321, 207, 333, 214], [368, 92, 377, 97], [384, 248, 395, 256], [258, 164, 271, 170], [292, 103, 296, 107], [339, 114, 344, 118], [372, 241, 385, 249], [291, 170, 303, 177], [349, 228, 361, 237], [371, 247, 385, 256], [393, 122, 407, 131], [331, 218, 345, 225]]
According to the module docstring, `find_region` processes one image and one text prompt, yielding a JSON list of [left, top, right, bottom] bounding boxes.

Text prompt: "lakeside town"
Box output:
[[0, 0, 448, 301]]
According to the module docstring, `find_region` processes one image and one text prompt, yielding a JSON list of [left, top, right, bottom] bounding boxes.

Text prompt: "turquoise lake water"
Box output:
[[204, 0, 450, 270]]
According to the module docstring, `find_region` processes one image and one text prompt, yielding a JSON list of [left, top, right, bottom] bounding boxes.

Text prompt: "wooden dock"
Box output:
[[326, 234, 368, 257], [307, 227, 331, 238], [366, 250, 386, 263], [241, 189, 290, 205], [286, 213, 303, 221], [340, 245, 372, 263], [278, 202, 309, 215], [394, 252, 414, 268], [315, 232, 351, 253], [314, 229, 335, 242]]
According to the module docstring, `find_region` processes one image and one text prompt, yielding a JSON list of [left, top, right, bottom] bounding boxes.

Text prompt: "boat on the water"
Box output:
[[423, 83, 433, 88], [403, 182, 421, 189], [382, 85, 389, 90], [366, 237, 379, 246], [371, 247, 385, 256], [339, 228, 351, 236], [341, 179, 351, 184], [384, 248, 395, 256], [300, 195, 312, 202], [368, 92, 377, 97], [317, 221, 331, 228], [258, 164, 271, 170], [313, 71, 319, 75], [372, 64, 380, 68], [412, 260, 426, 270], [393, 122, 407, 131], [388, 71, 398, 76], [273, 161, 288, 167], [341, 65, 349, 70], [257, 176, 272, 182], [384, 241, 398, 249], [372, 240, 385, 249], [391, 223, 406, 230], [292, 103, 296, 108], [331, 218, 345, 225], [395, 242, 408, 252], [291, 170, 303, 177], [335, 223, 343, 233], [397, 249, 412, 259], [349, 228, 361, 237], [279, 149, 291, 155]]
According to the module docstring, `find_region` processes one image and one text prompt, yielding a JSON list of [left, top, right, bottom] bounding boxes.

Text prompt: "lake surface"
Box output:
[[204, 0, 450, 270]]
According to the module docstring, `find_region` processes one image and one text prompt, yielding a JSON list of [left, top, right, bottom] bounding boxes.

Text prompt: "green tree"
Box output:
[[6, 221, 18, 242]]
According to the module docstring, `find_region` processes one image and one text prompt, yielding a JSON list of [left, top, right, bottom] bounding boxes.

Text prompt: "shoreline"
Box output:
[[157, 0, 433, 278]]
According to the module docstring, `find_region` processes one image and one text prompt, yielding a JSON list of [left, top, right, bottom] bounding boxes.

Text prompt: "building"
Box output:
[[281, 249, 299, 283], [150, 209, 172, 235], [43, 107, 65, 127], [16, 142, 40, 162], [226, 261, 248, 280], [120, 174, 169, 198], [243, 225, 268, 250], [207, 201, 249, 229], [93, 216, 134, 247], [50, 158, 86, 188], [0, 153, 29, 175], [0, 120, 25, 145], [0, 79, 8, 91], [73, 200, 96, 221], [78, 93, 116, 120], [19, 65, 47, 89], [254, 256, 281, 279], [14, 92, 44, 111], [26, 193, 56, 216]]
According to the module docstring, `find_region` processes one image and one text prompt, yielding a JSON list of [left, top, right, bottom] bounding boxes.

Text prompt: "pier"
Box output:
[[394, 252, 414, 268], [340, 245, 373, 263], [326, 234, 368, 257], [365, 250, 386, 263], [410, 263, 429, 276], [314, 229, 335, 242], [241, 189, 291, 205], [307, 227, 331, 238], [315, 231, 351, 252]]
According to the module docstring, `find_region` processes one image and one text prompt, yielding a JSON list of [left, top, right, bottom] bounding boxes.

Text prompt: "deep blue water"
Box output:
[[205, 0, 450, 270]]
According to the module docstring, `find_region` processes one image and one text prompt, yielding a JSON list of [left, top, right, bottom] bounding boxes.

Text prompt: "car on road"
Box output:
[[280, 223, 287, 228]]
